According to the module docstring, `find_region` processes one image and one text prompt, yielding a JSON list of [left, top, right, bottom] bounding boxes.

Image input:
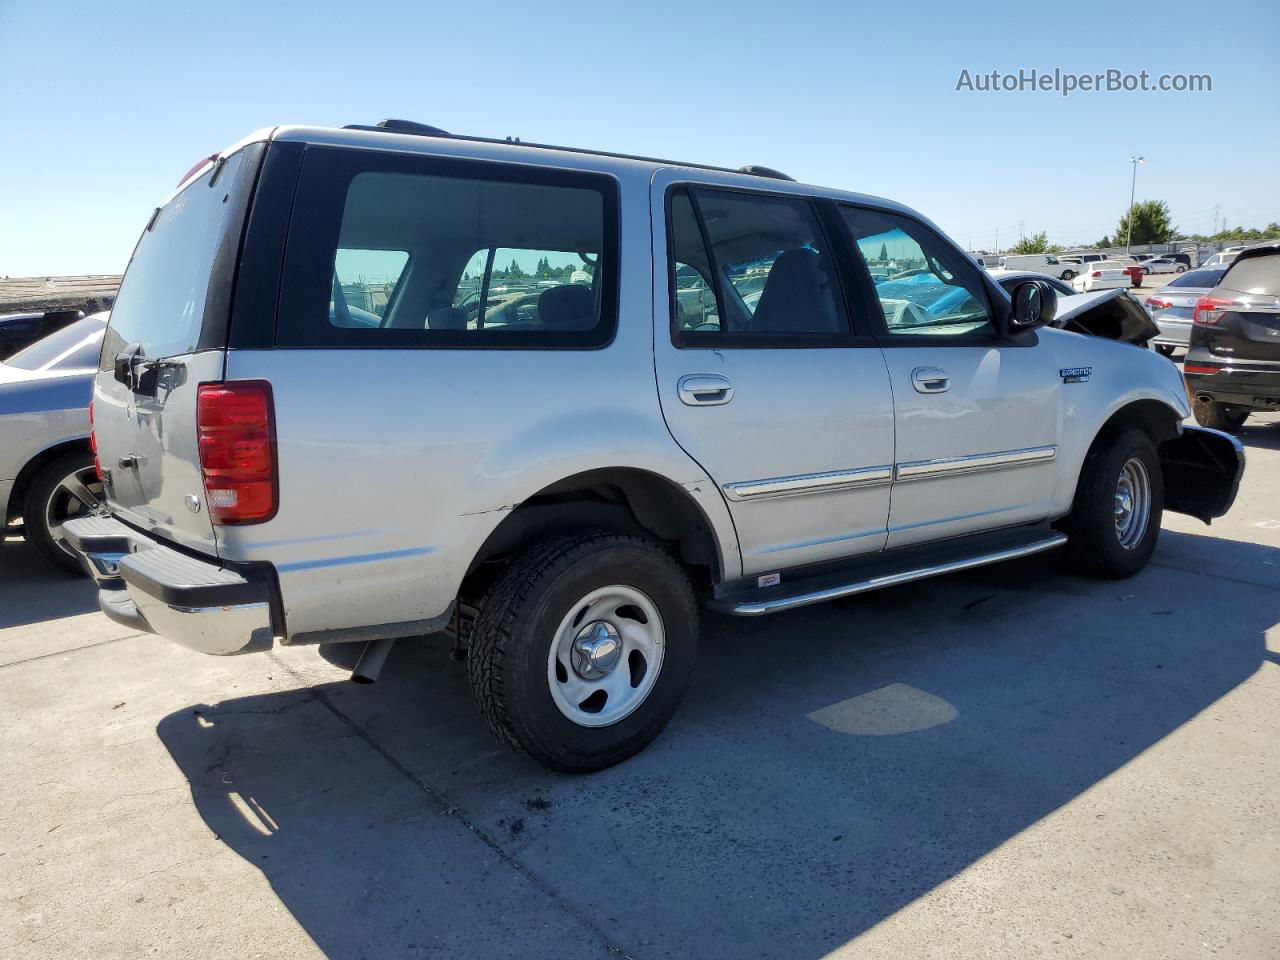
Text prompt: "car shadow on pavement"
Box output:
[[156, 539, 1277, 960], [0, 534, 99, 629]]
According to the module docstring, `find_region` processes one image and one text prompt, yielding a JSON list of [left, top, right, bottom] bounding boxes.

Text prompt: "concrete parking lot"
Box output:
[[4, 417, 1279, 959]]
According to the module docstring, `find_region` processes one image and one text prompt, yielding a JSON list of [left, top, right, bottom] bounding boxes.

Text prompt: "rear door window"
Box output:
[[278, 150, 618, 348]]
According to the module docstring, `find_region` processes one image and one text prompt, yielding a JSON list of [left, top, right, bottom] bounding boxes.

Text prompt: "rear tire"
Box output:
[[1061, 270, 1076, 281], [1155, 344, 1177, 358], [1193, 397, 1248, 432], [1060, 428, 1163, 579], [466, 532, 698, 773], [1175, 265, 1186, 273], [22, 452, 103, 574]]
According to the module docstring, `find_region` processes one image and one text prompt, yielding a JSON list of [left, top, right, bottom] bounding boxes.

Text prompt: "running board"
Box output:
[[709, 529, 1068, 616]]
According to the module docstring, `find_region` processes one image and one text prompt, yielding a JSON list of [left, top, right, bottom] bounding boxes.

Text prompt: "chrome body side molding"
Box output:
[[722, 465, 893, 502], [894, 445, 1057, 482]]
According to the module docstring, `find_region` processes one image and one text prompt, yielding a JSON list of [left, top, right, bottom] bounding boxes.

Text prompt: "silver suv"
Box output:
[[67, 121, 1244, 772]]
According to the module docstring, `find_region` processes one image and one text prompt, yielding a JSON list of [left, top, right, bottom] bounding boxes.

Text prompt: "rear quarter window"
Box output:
[[275, 148, 619, 349]]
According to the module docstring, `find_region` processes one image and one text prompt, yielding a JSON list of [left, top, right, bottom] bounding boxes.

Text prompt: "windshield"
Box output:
[[5, 316, 106, 371], [1168, 269, 1226, 289]]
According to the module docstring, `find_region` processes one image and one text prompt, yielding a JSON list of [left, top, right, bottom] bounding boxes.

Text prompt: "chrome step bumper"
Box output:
[[710, 528, 1068, 616]]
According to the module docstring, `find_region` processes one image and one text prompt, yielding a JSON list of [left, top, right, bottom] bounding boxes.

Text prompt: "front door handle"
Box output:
[[911, 366, 950, 394], [678, 373, 734, 406]]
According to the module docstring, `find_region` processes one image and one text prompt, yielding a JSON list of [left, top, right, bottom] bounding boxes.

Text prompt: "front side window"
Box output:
[[841, 206, 995, 337], [278, 150, 617, 348], [667, 187, 850, 341]]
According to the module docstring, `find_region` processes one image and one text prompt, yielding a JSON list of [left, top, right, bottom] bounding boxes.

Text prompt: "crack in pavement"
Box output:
[[264, 650, 636, 959], [0, 632, 148, 670]]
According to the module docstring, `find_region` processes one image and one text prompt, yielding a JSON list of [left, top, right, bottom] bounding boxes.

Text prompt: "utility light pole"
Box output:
[[1126, 156, 1144, 254]]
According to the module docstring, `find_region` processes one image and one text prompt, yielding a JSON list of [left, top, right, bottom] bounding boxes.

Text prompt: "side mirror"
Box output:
[[1010, 280, 1057, 331]]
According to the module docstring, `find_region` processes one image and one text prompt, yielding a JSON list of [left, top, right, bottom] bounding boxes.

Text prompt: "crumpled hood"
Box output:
[[1052, 289, 1159, 345]]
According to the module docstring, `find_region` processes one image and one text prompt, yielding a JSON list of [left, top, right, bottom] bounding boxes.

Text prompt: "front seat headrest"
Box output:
[[750, 248, 840, 333], [426, 305, 466, 330], [538, 284, 595, 330]]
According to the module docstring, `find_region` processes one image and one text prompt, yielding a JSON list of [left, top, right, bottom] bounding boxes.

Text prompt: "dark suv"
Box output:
[[1185, 242, 1280, 431]]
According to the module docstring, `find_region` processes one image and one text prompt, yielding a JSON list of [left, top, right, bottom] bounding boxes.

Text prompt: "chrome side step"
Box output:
[[710, 530, 1068, 617]]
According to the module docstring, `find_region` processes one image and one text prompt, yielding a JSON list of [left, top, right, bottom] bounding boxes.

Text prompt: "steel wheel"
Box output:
[[44, 465, 105, 558], [1114, 457, 1151, 550], [546, 584, 665, 728]]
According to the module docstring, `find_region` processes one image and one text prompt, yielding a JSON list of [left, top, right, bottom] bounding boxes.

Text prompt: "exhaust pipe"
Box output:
[[351, 637, 396, 684]]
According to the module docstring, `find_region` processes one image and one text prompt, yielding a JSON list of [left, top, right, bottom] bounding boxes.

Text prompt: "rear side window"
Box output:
[[1220, 254, 1280, 297], [1168, 268, 1226, 288], [102, 149, 258, 369], [277, 149, 618, 348], [667, 186, 851, 343]]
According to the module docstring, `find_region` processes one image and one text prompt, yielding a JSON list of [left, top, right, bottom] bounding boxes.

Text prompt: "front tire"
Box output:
[[1060, 428, 1163, 578], [1175, 265, 1186, 273], [466, 532, 698, 773], [1193, 397, 1248, 432], [23, 453, 104, 574]]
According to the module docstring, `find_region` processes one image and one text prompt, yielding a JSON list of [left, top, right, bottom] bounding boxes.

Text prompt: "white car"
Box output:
[[1200, 251, 1237, 269], [1071, 261, 1131, 291], [1141, 258, 1187, 275], [64, 121, 1245, 772], [997, 254, 1076, 281]]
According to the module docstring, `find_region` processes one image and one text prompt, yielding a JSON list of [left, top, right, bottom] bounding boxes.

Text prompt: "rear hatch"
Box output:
[[94, 143, 265, 555], [1196, 249, 1280, 362]]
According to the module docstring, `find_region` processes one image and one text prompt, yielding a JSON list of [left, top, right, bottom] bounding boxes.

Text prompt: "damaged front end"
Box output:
[[1052, 288, 1160, 346], [1160, 425, 1246, 524]]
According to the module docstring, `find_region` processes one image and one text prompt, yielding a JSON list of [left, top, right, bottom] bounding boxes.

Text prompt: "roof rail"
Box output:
[[737, 165, 794, 182], [339, 119, 795, 183]]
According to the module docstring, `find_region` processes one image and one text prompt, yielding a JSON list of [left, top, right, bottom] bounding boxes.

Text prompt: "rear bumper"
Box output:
[[1184, 364, 1280, 410], [1152, 317, 1192, 346], [63, 515, 277, 655]]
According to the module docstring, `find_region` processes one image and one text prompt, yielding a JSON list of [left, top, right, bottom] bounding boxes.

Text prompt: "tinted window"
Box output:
[[1220, 254, 1280, 297], [5, 316, 106, 371], [278, 151, 616, 349], [841, 207, 994, 337], [667, 187, 849, 340], [102, 150, 255, 368], [1168, 268, 1226, 289]]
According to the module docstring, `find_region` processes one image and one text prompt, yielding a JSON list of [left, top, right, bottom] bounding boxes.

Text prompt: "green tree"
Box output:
[[1115, 200, 1176, 246], [877, 242, 888, 261], [1009, 231, 1050, 254]]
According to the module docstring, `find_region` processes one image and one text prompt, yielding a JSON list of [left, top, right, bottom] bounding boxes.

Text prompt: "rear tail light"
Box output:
[[1183, 362, 1222, 375], [1193, 295, 1233, 326], [88, 398, 102, 482], [1091, 271, 1102, 278], [196, 381, 277, 525]]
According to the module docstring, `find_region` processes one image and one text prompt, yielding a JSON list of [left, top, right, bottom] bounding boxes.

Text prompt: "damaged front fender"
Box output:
[[1160, 425, 1246, 524]]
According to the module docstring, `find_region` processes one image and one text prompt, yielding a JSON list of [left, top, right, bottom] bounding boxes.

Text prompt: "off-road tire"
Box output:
[[1060, 428, 1163, 578], [1193, 397, 1248, 432], [23, 452, 97, 574], [466, 532, 698, 773]]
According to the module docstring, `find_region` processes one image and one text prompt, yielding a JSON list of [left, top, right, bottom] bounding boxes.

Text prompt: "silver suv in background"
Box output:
[[67, 122, 1243, 772]]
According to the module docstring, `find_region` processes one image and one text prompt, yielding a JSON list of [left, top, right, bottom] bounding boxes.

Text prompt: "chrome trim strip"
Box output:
[[723, 465, 894, 502], [895, 445, 1056, 482], [725, 532, 1068, 616]]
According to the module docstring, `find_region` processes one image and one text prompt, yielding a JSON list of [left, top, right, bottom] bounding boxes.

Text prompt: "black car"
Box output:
[[0, 312, 46, 361], [1184, 242, 1280, 431]]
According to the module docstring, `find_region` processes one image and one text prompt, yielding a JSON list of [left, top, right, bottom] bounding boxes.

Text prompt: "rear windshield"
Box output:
[[1168, 268, 1226, 289], [1220, 254, 1280, 297], [101, 147, 260, 370], [276, 148, 619, 349], [6, 316, 106, 371]]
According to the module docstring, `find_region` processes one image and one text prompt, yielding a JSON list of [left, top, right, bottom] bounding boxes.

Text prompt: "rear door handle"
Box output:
[[678, 374, 734, 406], [911, 366, 950, 394]]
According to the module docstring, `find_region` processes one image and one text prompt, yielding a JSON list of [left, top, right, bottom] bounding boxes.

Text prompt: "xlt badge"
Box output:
[[1060, 366, 1092, 384]]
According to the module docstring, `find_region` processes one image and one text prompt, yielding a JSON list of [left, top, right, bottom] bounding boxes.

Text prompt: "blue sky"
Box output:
[[1, 0, 1277, 277]]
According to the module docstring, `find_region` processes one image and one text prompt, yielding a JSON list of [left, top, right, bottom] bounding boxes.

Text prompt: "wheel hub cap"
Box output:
[[1114, 457, 1151, 550], [571, 620, 622, 679]]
